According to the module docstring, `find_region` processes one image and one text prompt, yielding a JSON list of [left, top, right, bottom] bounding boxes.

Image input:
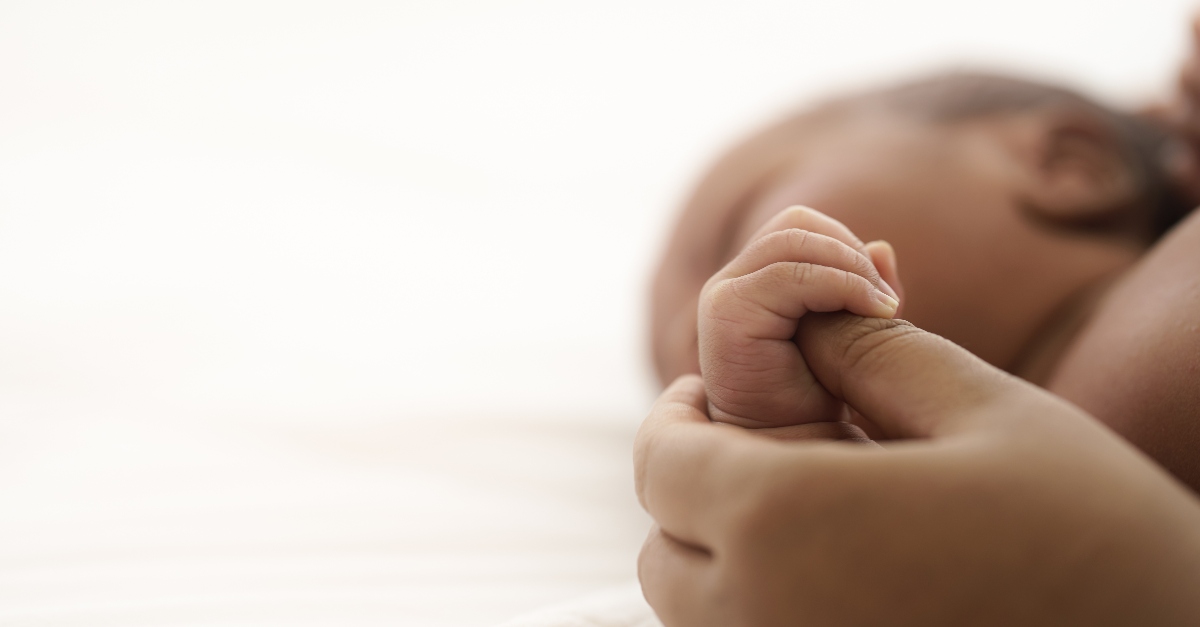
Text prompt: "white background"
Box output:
[[1, 1, 1195, 625]]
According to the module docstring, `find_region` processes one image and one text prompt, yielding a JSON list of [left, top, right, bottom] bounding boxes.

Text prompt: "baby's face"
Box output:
[[699, 110, 1145, 373]]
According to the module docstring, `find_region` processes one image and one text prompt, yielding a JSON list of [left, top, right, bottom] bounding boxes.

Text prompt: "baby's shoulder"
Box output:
[[1048, 208, 1200, 489]]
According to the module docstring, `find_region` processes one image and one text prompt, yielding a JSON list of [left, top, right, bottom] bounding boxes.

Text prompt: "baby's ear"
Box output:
[[1012, 108, 1140, 229]]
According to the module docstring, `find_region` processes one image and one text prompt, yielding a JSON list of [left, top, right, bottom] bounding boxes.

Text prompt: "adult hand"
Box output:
[[635, 313, 1200, 626]]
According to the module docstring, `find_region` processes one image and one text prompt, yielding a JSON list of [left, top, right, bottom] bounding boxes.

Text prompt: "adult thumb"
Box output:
[[796, 312, 1027, 440]]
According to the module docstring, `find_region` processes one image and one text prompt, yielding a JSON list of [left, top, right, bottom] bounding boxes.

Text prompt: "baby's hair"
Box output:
[[872, 73, 1192, 238]]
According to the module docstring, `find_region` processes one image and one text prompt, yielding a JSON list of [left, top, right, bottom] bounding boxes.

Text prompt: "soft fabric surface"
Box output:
[[1, 412, 652, 626], [497, 584, 659, 627]]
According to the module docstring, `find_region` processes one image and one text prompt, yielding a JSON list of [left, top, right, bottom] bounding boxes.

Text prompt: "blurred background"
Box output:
[[0, 1, 1195, 625]]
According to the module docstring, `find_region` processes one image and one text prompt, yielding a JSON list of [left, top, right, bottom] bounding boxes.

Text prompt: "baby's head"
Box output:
[[652, 73, 1191, 384]]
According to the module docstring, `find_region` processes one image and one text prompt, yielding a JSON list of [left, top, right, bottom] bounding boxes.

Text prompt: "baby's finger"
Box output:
[[745, 206, 898, 299], [747, 205, 864, 252], [714, 228, 886, 295], [706, 262, 898, 341], [863, 240, 904, 313]]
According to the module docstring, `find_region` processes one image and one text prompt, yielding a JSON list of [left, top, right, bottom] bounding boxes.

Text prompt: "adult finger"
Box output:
[[638, 526, 716, 627], [634, 375, 773, 547], [795, 313, 1029, 439]]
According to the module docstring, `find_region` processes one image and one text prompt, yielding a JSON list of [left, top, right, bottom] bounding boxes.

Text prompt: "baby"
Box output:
[[650, 69, 1200, 484]]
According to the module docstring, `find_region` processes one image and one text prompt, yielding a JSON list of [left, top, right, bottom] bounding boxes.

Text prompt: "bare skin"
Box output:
[[1152, 16, 1200, 202], [651, 103, 1149, 389], [1047, 208, 1200, 490], [637, 18, 1200, 625], [699, 206, 901, 428], [651, 85, 1200, 490], [636, 318, 1200, 626], [645, 207, 1200, 622]]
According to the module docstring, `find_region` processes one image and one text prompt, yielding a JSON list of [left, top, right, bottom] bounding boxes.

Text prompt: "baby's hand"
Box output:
[[699, 206, 901, 428]]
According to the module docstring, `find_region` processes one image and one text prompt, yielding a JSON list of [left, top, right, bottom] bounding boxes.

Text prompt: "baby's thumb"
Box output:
[[796, 313, 1028, 440]]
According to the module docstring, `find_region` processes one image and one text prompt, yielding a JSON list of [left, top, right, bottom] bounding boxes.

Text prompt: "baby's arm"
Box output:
[[699, 206, 900, 429]]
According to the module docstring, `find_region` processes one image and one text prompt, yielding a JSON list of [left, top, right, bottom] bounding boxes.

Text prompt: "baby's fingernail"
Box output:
[[864, 240, 900, 301], [874, 291, 899, 318], [878, 278, 899, 301]]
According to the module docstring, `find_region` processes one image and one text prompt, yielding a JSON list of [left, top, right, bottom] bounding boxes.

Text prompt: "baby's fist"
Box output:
[[699, 206, 901, 428]]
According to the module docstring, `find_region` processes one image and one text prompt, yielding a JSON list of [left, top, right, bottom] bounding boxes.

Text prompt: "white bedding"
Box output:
[[0, 409, 655, 626], [0, 1, 1186, 624], [498, 584, 658, 627]]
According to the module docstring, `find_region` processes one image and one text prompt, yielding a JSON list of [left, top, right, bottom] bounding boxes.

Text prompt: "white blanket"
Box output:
[[498, 584, 659, 627], [0, 410, 654, 626]]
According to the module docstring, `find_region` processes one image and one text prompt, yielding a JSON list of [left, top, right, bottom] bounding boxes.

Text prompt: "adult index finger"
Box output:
[[634, 375, 774, 550]]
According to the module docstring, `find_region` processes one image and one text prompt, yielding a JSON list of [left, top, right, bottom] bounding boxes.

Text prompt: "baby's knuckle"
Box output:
[[779, 205, 818, 223], [741, 232, 775, 259], [784, 227, 811, 253], [840, 268, 860, 291], [849, 271, 876, 295], [702, 282, 761, 330], [704, 279, 738, 309], [851, 250, 880, 280], [790, 262, 816, 284]]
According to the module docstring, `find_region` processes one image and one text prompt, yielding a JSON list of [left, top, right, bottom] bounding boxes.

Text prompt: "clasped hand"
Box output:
[[637, 238, 1200, 625]]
